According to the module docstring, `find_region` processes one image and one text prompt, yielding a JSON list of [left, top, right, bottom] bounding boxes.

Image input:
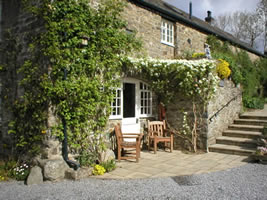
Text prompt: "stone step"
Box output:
[[209, 144, 255, 156], [216, 136, 257, 148], [223, 130, 262, 139], [228, 124, 264, 132], [234, 118, 267, 126], [239, 114, 267, 121]]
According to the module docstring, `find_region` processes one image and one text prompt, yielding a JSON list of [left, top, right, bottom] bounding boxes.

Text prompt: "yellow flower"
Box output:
[[192, 52, 206, 59], [92, 164, 106, 175], [216, 59, 231, 79], [41, 130, 46, 134]]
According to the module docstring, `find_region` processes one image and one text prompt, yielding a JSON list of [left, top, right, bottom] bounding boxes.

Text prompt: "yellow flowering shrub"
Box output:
[[192, 52, 206, 59], [92, 164, 106, 175], [216, 59, 231, 79], [0, 175, 5, 181]]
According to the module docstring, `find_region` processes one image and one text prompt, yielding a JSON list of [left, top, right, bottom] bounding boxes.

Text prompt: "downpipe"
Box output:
[[62, 68, 80, 170]]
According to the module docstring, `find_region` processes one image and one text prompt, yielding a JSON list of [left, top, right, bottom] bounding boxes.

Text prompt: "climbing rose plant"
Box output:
[[124, 57, 220, 152], [124, 57, 220, 104]]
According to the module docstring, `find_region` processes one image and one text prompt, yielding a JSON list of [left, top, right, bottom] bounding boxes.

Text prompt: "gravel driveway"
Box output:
[[1, 163, 266, 200]]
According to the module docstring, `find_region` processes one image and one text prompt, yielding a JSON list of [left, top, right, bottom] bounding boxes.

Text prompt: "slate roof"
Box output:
[[130, 0, 264, 57]]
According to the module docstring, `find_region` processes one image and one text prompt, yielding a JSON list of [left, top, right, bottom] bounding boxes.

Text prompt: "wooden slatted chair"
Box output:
[[147, 120, 173, 154], [114, 123, 143, 162]]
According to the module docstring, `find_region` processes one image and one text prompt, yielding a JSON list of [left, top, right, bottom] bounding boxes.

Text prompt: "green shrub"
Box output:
[[100, 159, 116, 172], [77, 151, 98, 167], [243, 96, 264, 109]]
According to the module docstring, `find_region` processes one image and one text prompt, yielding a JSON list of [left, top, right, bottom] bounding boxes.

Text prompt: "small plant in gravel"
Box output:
[[255, 146, 267, 156], [100, 159, 116, 172], [13, 163, 30, 181], [0, 175, 5, 181], [92, 164, 106, 175], [0, 160, 17, 181]]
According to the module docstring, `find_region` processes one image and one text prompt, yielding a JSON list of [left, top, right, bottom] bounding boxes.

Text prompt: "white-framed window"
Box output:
[[140, 82, 152, 116], [161, 19, 174, 46], [110, 88, 122, 119]]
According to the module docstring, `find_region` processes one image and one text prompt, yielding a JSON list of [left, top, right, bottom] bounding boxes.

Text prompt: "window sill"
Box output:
[[109, 116, 122, 120], [160, 41, 175, 47], [139, 115, 153, 118]]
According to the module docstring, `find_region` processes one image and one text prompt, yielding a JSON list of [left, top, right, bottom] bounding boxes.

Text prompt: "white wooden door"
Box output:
[[121, 81, 140, 134]]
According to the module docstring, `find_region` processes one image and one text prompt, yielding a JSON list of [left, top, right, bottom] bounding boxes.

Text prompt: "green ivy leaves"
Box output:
[[6, 0, 140, 158]]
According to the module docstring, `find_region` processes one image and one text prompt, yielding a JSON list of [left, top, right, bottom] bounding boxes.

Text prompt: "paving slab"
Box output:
[[101, 150, 249, 179]]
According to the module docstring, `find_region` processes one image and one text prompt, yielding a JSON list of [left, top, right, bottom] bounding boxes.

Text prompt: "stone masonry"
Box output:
[[207, 79, 242, 147], [0, 0, 261, 159], [166, 79, 242, 151]]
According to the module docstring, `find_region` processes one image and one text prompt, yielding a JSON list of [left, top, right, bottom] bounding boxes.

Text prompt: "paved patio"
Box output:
[[97, 104, 266, 180], [97, 150, 252, 179]]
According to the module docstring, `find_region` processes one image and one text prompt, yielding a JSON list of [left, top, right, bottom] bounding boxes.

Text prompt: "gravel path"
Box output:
[[1, 163, 267, 200]]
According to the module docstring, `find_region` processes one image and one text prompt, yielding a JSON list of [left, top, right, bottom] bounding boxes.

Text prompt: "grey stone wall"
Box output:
[[165, 79, 242, 151], [176, 22, 207, 56], [207, 79, 242, 148], [0, 0, 49, 158], [123, 2, 175, 59]]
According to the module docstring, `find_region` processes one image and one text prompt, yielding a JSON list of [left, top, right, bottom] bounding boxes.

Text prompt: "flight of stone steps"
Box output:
[[209, 113, 267, 156]]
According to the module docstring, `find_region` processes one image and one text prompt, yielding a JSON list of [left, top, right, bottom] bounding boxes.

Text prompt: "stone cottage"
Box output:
[[0, 0, 265, 160], [107, 0, 264, 150]]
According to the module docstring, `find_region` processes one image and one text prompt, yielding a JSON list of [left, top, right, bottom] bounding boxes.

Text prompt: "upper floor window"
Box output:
[[161, 19, 174, 46]]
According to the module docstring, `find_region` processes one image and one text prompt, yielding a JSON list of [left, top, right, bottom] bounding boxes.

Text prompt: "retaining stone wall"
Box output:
[[207, 79, 242, 148], [166, 79, 242, 151]]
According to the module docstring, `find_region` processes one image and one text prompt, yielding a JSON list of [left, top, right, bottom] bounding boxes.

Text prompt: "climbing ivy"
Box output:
[[6, 0, 141, 158]]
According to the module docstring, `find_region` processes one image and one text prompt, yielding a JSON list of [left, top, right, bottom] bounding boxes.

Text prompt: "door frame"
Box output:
[[109, 77, 153, 124], [121, 77, 140, 133]]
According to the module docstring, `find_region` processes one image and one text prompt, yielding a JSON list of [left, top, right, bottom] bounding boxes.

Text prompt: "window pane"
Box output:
[[111, 89, 121, 117]]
